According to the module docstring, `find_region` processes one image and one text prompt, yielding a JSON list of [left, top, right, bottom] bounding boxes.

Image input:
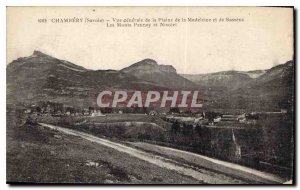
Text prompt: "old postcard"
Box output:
[[6, 6, 294, 184]]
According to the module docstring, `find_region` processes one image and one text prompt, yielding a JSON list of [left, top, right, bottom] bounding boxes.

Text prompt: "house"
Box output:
[[221, 115, 238, 121], [149, 110, 158, 116], [83, 109, 90, 116], [91, 110, 104, 117], [281, 109, 287, 113], [24, 109, 31, 114], [194, 116, 203, 124], [237, 113, 246, 123], [213, 116, 222, 123]]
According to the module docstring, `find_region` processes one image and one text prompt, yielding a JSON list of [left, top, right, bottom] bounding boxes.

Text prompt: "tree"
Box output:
[[182, 123, 193, 136], [195, 124, 202, 136], [36, 106, 41, 113], [142, 106, 148, 114], [171, 121, 180, 134], [170, 107, 180, 114]]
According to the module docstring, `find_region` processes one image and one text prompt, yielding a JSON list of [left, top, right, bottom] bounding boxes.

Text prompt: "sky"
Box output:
[[7, 7, 293, 74]]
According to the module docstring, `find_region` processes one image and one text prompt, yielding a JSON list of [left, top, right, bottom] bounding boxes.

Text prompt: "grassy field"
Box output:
[[35, 114, 171, 142], [87, 114, 156, 123], [34, 114, 163, 124], [15, 112, 293, 181], [6, 114, 200, 184]]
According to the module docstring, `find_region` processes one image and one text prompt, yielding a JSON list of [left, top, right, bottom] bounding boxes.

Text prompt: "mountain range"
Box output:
[[7, 51, 294, 112], [181, 60, 294, 112]]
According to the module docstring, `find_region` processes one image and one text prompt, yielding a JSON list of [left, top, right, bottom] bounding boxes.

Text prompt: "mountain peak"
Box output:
[[121, 58, 177, 74], [119, 58, 195, 89], [137, 58, 158, 66], [32, 50, 51, 57]]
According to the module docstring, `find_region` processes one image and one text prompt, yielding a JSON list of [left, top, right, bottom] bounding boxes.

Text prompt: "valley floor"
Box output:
[[6, 113, 283, 184], [7, 120, 199, 184]]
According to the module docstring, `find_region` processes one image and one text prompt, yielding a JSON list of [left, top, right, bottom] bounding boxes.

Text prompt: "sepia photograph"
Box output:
[[6, 6, 294, 185]]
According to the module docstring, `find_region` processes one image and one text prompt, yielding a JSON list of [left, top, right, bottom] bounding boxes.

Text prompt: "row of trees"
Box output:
[[32, 101, 150, 115], [171, 121, 210, 137]]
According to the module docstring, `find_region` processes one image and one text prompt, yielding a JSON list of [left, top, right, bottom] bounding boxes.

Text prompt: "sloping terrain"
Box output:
[[182, 71, 256, 89], [121, 59, 196, 89], [7, 50, 294, 112], [227, 61, 294, 111], [7, 51, 165, 107], [6, 115, 201, 184], [182, 61, 294, 111]]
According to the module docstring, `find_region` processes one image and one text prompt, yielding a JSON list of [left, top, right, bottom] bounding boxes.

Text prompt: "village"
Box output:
[[8, 100, 288, 128]]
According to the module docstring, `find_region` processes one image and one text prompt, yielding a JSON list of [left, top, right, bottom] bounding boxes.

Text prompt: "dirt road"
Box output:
[[39, 123, 282, 184]]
